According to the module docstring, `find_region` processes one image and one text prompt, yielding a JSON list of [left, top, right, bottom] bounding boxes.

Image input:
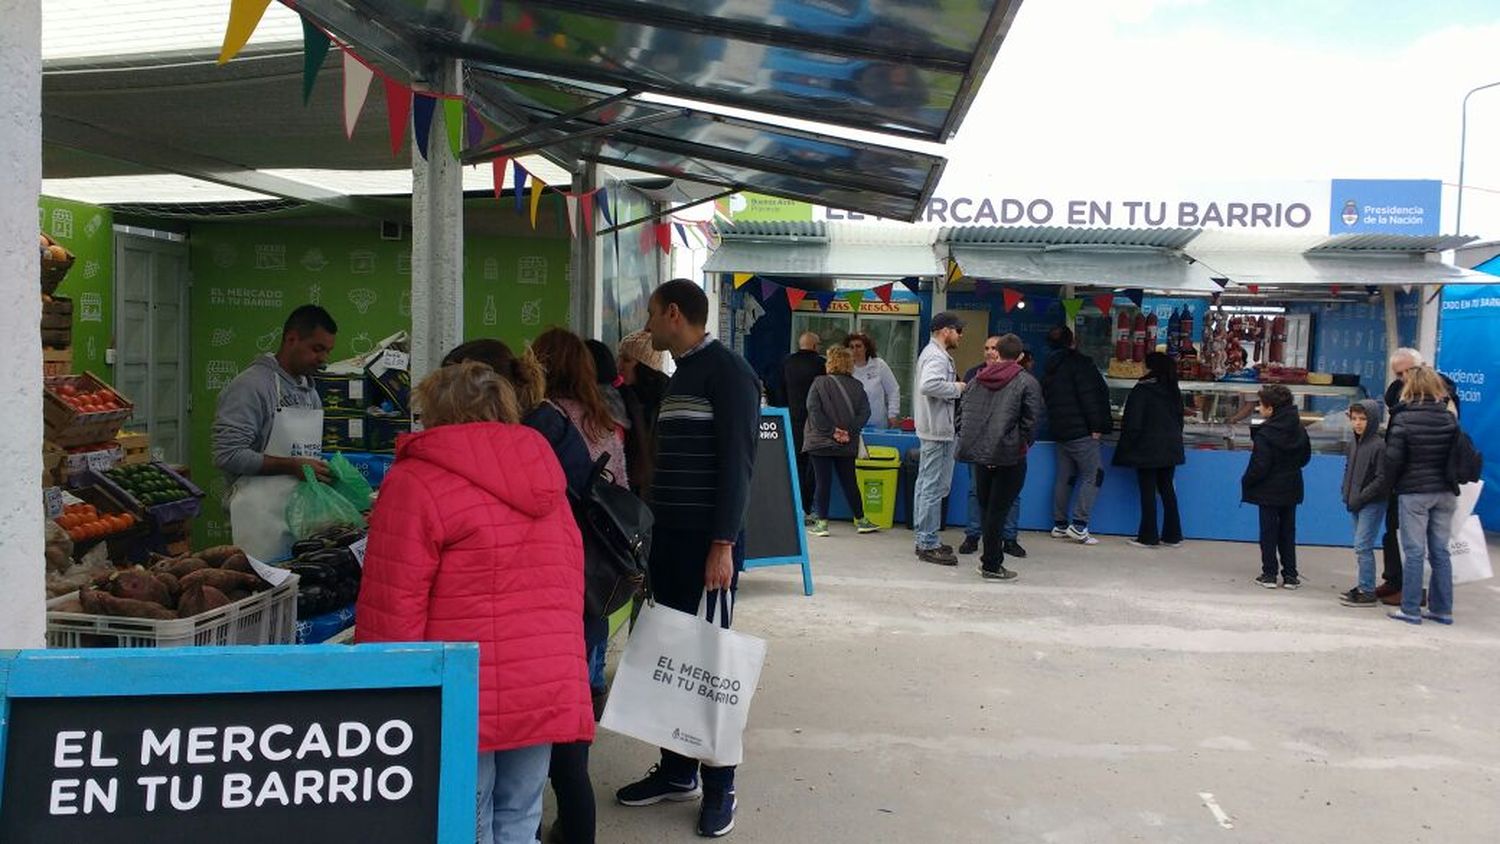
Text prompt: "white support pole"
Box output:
[[409, 60, 465, 380], [0, 0, 45, 648]]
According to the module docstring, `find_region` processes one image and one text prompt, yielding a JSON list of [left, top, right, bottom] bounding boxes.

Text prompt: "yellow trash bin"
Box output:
[[855, 445, 901, 529]]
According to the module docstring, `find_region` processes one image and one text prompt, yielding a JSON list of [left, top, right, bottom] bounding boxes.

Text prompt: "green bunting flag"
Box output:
[[302, 19, 331, 104]]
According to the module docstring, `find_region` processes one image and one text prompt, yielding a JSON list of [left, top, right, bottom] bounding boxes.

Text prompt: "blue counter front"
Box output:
[[826, 430, 1354, 547]]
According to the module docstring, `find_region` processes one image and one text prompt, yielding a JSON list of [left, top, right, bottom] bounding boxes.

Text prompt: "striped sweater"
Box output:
[[652, 338, 760, 541]]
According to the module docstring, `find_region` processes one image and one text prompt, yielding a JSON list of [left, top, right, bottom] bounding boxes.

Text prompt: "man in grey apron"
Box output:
[[211, 305, 337, 562]]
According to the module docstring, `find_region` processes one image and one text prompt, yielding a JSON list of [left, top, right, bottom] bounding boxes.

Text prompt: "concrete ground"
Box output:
[[583, 525, 1500, 843]]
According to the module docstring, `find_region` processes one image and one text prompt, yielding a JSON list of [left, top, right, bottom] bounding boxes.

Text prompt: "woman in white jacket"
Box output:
[[845, 332, 901, 428]]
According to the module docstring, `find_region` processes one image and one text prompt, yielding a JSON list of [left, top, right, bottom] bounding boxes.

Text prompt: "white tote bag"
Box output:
[[601, 594, 767, 767], [1449, 515, 1494, 585]]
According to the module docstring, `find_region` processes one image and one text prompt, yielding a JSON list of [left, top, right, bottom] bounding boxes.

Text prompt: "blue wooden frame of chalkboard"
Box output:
[[745, 407, 814, 595], [0, 642, 478, 842]]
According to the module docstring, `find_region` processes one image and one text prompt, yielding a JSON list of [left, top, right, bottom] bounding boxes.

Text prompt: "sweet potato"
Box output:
[[107, 568, 172, 607], [197, 545, 243, 566], [79, 586, 177, 620], [177, 583, 231, 618], [158, 556, 208, 579], [45, 546, 71, 574], [179, 568, 264, 594], [220, 552, 252, 574], [153, 572, 182, 606]]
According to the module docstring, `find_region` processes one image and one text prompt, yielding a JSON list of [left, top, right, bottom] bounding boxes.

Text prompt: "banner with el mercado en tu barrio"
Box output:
[[1439, 285, 1500, 531]]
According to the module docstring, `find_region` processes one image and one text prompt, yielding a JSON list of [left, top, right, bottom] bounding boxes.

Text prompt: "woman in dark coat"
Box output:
[[1382, 366, 1460, 625], [1113, 352, 1186, 547], [803, 346, 875, 537]]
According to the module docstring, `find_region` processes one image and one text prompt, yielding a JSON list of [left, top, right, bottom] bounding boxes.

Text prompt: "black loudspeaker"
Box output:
[[380, 221, 404, 241]]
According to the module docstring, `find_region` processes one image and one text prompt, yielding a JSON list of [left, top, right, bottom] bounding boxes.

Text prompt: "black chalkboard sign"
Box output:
[[743, 408, 813, 594], [0, 644, 478, 844]]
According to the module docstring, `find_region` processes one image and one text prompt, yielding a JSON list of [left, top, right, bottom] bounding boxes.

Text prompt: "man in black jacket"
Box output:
[[1376, 348, 1459, 604], [1041, 325, 1112, 545], [781, 332, 826, 517]]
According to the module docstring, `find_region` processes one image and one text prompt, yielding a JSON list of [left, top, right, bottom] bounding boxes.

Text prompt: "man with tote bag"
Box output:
[[608, 280, 762, 839]]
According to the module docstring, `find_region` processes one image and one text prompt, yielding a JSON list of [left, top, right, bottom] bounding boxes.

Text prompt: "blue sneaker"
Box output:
[[697, 787, 737, 837], [1422, 612, 1454, 625], [616, 765, 701, 806], [1388, 611, 1423, 625]]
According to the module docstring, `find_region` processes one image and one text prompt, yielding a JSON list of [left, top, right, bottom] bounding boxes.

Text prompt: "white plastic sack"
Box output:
[[601, 597, 767, 767], [1449, 515, 1493, 585], [1455, 481, 1484, 525]]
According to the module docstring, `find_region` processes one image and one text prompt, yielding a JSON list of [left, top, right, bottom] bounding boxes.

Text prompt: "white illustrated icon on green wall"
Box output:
[[80, 293, 103, 323], [86, 336, 97, 362], [84, 214, 103, 239], [351, 332, 374, 356], [521, 299, 542, 326], [484, 258, 500, 281], [349, 288, 377, 314], [211, 328, 235, 347], [518, 257, 546, 285], [350, 251, 376, 274], [51, 208, 74, 239], [207, 361, 239, 392], [83, 260, 100, 280], [254, 244, 287, 270], [483, 295, 498, 326], [397, 251, 411, 276], [302, 249, 329, 272], [256, 326, 280, 352], [308, 284, 322, 306]]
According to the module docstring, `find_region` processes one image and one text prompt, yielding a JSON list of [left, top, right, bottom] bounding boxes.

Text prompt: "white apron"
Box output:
[[229, 379, 324, 562]]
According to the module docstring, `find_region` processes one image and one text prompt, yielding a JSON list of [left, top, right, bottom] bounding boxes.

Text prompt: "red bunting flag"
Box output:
[[490, 155, 509, 198], [655, 223, 672, 254], [383, 79, 412, 157], [873, 283, 894, 304], [580, 191, 596, 236], [1330, 285, 1341, 296], [1093, 293, 1115, 315], [1002, 287, 1024, 313], [1247, 284, 1260, 294], [784, 288, 809, 310]]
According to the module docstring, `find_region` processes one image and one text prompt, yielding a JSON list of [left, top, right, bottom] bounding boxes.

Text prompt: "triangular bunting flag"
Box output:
[[1093, 293, 1115, 315], [945, 257, 964, 288], [491, 156, 509, 198], [639, 225, 654, 254], [785, 288, 809, 310], [873, 283, 894, 304], [655, 223, 672, 254], [443, 98, 464, 159], [413, 94, 438, 160], [383, 79, 412, 156], [899, 276, 920, 294], [844, 290, 865, 312], [1330, 284, 1342, 296], [342, 51, 376, 139], [1002, 288, 1024, 313], [814, 292, 837, 312], [302, 19, 331, 104], [529, 176, 545, 229], [974, 279, 991, 299], [732, 273, 753, 289], [759, 279, 780, 303], [1062, 298, 1084, 324], [598, 188, 614, 226], [1248, 284, 1260, 294], [512, 162, 527, 213], [675, 223, 689, 248], [580, 192, 596, 236], [485, 0, 505, 23], [218, 0, 273, 64], [564, 194, 579, 238], [466, 107, 485, 154], [460, 0, 484, 18], [1124, 288, 1144, 308], [1213, 277, 1230, 289]]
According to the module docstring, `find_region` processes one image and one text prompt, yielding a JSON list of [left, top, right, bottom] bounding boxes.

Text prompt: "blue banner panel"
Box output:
[[1438, 284, 1500, 529], [1329, 179, 1442, 236]]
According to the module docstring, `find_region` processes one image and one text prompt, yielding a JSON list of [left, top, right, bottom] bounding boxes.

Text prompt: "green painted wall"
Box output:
[[38, 197, 114, 379], [186, 210, 571, 547]]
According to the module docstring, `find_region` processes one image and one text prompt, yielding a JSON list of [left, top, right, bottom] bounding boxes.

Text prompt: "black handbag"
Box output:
[[571, 453, 654, 618]]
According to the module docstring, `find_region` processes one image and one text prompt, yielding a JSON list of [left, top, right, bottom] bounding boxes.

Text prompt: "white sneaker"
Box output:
[[1050, 526, 1070, 539], [1066, 525, 1099, 545]]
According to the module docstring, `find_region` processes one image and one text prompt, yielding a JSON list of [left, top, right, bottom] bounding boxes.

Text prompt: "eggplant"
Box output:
[[290, 538, 330, 557]]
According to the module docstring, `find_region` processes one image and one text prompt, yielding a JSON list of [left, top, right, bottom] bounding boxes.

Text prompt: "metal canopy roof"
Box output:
[[295, 0, 1024, 141], [946, 247, 1222, 292], [707, 221, 939, 278], [1187, 252, 1495, 288], [939, 225, 1203, 251], [464, 68, 944, 221]]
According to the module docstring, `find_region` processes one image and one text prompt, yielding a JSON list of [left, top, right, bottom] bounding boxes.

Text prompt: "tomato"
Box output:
[[57, 384, 77, 397], [67, 527, 86, 542]]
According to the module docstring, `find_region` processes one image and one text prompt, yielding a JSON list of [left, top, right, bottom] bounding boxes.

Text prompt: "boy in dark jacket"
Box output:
[[1339, 400, 1387, 606], [1241, 384, 1312, 589]]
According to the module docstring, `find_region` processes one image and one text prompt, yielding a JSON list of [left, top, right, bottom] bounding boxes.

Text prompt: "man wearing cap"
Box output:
[[912, 312, 968, 565]]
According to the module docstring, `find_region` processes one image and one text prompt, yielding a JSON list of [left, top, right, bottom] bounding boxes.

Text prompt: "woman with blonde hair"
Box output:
[[1383, 365, 1460, 625], [357, 362, 592, 844], [803, 345, 877, 537]]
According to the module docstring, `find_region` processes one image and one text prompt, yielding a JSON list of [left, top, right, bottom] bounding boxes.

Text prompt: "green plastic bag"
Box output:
[[328, 452, 376, 513], [286, 465, 366, 541]]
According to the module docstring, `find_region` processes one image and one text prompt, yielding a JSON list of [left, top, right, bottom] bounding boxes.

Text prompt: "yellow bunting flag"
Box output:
[[732, 273, 753, 289], [530, 177, 546, 229], [219, 0, 273, 64], [944, 256, 964, 288]]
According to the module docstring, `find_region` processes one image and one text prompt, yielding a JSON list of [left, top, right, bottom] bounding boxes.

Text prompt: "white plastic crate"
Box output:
[[46, 575, 299, 649]]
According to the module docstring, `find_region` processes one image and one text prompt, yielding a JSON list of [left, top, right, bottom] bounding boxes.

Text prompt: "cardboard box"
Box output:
[[116, 431, 152, 466], [42, 347, 72, 378], [366, 348, 411, 414], [312, 372, 369, 412], [363, 414, 411, 453], [322, 414, 366, 453]]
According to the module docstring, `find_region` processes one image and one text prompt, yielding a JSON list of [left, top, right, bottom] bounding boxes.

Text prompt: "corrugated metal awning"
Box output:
[[939, 225, 1202, 251], [1189, 251, 1494, 287], [946, 246, 1222, 292], [703, 240, 940, 279], [1311, 234, 1477, 253]]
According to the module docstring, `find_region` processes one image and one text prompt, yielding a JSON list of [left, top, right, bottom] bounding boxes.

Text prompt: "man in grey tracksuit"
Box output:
[[912, 312, 967, 565]]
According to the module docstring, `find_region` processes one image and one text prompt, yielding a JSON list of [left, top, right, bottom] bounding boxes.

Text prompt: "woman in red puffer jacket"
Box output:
[[356, 361, 593, 844]]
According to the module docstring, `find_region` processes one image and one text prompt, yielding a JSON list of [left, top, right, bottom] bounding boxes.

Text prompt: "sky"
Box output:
[[937, 0, 1500, 239]]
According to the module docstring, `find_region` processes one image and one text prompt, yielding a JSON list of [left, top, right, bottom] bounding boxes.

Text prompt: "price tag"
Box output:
[[350, 379, 365, 401], [248, 555, 293, 587], [349, 536, 369, 568]]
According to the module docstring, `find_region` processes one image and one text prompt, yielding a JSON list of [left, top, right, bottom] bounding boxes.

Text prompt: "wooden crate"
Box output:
[[42, 347, 72, 378], [42, 444, 65, 487], [42, 372, 133, 448], [117, 431, 152, 465]]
